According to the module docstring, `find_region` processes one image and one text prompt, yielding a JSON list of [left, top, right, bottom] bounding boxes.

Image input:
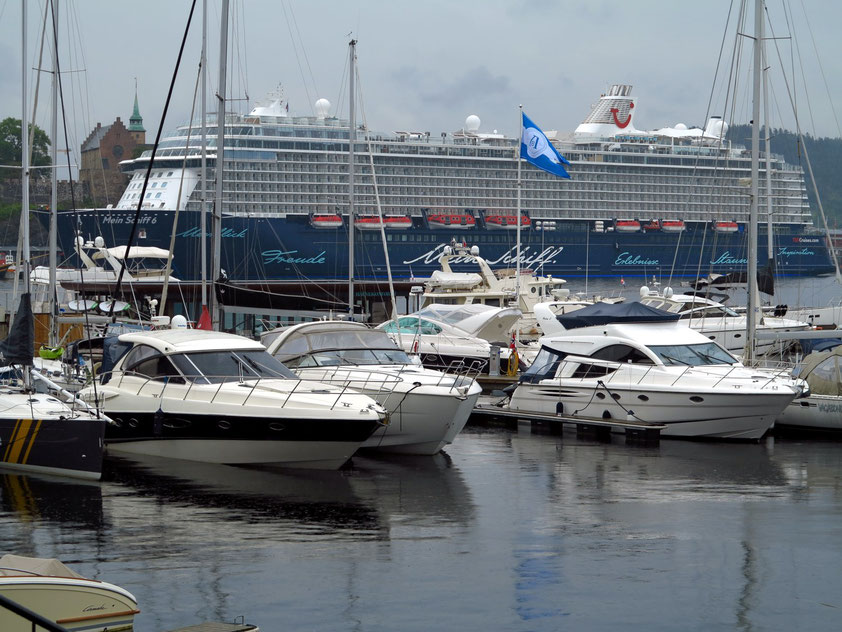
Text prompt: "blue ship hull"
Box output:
[[53, 209, 835, 283]]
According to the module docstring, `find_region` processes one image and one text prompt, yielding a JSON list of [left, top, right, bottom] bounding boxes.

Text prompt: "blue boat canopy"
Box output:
[[556, 301, 680, 330]]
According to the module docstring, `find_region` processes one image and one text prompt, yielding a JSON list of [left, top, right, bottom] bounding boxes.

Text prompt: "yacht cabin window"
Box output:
[[648, 343, 736, 366]]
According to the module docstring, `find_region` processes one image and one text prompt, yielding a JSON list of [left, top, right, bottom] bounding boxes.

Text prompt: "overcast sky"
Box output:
[[1, 0, 840, 167]]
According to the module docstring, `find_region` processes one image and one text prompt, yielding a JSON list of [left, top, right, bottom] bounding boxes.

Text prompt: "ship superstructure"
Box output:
[[57, 85, 832, 284]]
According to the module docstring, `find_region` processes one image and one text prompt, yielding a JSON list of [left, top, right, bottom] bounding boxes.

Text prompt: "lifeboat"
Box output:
[[484, 213, 531, 229], [614, 219, 641, 233], [712, 220, 739, 233], [660, 219, 686, 232], [427, 212, 476, 230], [355, 214, 413, 230], [310, 213, 343, 229], [642, 220, 661, 231]]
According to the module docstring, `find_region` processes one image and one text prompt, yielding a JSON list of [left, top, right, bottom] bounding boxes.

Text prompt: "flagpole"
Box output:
[[515, 105, 522, 306]]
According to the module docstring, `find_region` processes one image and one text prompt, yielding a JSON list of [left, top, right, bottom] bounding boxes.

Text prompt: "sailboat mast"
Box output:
[[200, 0, 208, 309], [21, 0, 30, 295], [762, 40, 774, 282], [347, 39, 356, 317], [745, 0, 763, 362], [515, 105, 523, 308], [212, 0, 229, 329], [48, 0, 59, 346]]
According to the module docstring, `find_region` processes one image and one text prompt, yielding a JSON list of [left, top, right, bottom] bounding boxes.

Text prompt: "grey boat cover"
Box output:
[[793, 345, 842, 396], [556, 300, 680, 330], [0, 554, 86, 578]]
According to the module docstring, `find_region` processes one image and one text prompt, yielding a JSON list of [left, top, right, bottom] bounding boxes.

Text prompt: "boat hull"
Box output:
[[52, 209, 836, 284], [509, 384, 795, 440], [0, 578, 138, 632], [0, 415, 104, 481], [776, 394, 842, 431]]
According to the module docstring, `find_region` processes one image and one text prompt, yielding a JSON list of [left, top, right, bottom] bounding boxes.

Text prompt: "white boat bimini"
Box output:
[[78, 328, 388, 469], [264, 321, 482, 455], [508, 301, 807, 440], [0, 554, 138, 632]]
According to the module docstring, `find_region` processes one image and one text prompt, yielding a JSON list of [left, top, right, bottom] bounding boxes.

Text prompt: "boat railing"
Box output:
[[540, 356, 794, 392], [103, 371, 374, 411], [294, 366, 404, 400]]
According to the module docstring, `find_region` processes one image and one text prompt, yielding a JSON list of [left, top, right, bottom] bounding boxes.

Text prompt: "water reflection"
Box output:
[[0, 426, 840, 631]]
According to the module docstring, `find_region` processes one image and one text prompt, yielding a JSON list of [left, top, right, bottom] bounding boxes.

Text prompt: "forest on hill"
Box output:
[[727, 124, 841, 228]]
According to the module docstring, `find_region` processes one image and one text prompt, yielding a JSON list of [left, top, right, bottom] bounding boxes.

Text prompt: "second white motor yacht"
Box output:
[[77, 328, 388, 469], [507, 301, 807, 440], [264, 321, 482, 454]]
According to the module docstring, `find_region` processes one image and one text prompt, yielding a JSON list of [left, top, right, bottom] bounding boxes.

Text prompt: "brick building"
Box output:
[[78, 93, 147, 206]]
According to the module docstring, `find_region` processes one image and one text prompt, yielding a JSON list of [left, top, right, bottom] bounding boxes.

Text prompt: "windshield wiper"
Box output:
[[660, 353, 690, 366]]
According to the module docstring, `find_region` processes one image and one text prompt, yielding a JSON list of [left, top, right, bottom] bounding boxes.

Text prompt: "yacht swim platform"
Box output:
[[470, 403, 665, 444]]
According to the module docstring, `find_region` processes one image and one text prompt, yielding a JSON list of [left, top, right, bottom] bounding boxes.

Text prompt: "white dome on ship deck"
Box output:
[[674, 123, 687, 130], [315, 98, 331, 119], [465, 115, 481, 131]]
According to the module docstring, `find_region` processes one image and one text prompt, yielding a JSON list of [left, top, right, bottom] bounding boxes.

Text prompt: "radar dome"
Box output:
[[94, 236, 105, 248], [470, 245, 480, 256], [705, 117, 728, 139], [639, 285, 650, 298], [465, 115, 481, 132], [314, 98, 331, 119], [674, 123, 687, 130], [171, 315, 188, 329]]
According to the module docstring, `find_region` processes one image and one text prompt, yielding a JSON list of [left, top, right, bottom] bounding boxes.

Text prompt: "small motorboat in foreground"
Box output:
[[0, 554, 138, 632]]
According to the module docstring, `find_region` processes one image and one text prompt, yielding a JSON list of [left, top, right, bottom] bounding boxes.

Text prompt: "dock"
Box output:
[[470, 402, 665, 444]]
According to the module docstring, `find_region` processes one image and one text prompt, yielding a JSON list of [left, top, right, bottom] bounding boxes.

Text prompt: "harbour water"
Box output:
[[2, 427, 842, 630], [1, 276, 841, 630]]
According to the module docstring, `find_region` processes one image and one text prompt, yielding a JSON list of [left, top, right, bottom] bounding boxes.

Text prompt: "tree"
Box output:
[[0, 117, 52, 180]]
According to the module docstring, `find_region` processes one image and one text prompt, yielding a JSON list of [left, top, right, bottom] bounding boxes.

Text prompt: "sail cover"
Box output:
[[556, 300, 680, 330], [0, 293, 34, 366]]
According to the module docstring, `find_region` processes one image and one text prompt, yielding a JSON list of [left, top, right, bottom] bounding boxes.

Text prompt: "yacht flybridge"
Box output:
[[78, 328, 388, 469], [265, 321, 482, 454], [507, 301, 807, 440]]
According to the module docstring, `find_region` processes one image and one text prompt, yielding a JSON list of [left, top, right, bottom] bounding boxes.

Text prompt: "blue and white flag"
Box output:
[[520, 112, 570, 179]]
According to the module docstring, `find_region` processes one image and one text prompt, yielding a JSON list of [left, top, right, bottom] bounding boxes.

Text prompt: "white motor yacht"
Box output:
[[378, 303, 522, 374], [507, 301, 806, 440], [0, 554, 138, 632], [638, 286, 811, 354], [77, 328, 388, 469], [264, 321, 482, 455]]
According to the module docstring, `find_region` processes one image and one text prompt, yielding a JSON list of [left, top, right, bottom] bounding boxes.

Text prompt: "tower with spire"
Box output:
[[128, 83, 145, 144]]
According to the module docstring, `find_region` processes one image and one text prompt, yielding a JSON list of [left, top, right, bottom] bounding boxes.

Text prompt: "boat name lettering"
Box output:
[[402, 245, 564, 267], [777, 247, 815, 257], [262, 249, 327, 265], [818, 403, 842, 414], [103, 215, 157, 225], [710, 251, 748, 265], [177, 227, 249, 239], [83, 604, 108, 612], [614, 252, 659, 266]]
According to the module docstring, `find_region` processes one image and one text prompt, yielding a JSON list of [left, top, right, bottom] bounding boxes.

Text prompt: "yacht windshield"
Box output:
[[648, 343, 736, 366], [170, 349, 297, 383], [285, 348, 411, 368]]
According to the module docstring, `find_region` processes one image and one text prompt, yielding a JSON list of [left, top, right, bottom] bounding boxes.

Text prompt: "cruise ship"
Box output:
[[54, 84, 834, 289]]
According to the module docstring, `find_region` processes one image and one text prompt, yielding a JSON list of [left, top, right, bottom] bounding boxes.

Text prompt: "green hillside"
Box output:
[[727, 124, 842, 227]]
